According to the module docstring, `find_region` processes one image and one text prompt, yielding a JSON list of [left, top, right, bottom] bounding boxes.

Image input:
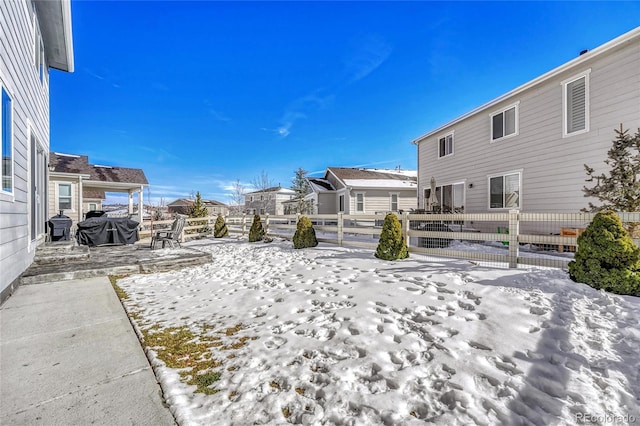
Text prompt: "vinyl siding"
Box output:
[[1, 0, 50, 297], [417, 39, 640, 213], [347, 189, 417, 215]]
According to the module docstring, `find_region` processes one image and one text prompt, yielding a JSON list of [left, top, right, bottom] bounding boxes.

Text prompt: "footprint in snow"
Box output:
[[263, 336, 287, 350]]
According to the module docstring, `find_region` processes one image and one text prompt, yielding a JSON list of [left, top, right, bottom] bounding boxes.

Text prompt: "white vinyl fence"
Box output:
[[141, 212, 640, 270]]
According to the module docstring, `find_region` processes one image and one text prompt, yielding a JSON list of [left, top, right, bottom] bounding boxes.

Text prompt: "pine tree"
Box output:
[[375, 213, 409, 261], [293, 216, 318, 249], [583, 125, 640, 211], [248, 214, 265, 242], [214, 214, 228, 238], [189, 192, 209, 233], [290, 167, 312, 214], [568, 210, 640, 296]]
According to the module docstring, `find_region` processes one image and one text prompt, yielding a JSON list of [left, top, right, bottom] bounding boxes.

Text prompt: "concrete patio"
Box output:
[[20, 239, 213, 285]]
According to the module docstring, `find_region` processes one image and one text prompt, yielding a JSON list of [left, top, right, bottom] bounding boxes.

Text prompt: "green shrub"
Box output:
[[248, 215, 265, 242], [375, 213, 409, 261], [293, 216, 318, 249], [214, 214, 228, 238], [568, 210, 640, 296]]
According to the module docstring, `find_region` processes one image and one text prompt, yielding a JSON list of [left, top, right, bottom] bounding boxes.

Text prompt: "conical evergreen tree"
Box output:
[[290, 167, 312, 214], [214, 214, 228, 238], [568, 210, 640, 296], [583, 125, 640, 236], [375, 213, 409, 261], [248, 214, 265, 242], [189, 192, 209, 233], [293, 216, 318, 249]]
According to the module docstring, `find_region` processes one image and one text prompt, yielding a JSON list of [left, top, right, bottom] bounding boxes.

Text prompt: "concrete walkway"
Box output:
[[0, 277, 176, 425]]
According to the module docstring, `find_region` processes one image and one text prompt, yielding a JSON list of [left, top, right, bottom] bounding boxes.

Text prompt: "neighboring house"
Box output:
[[48, 152, 149, 227], [0, 0, 74, 303], [167, 198, 229, 216], [244, 186, 295, 215], [82, 188, 106, 213], [307, 168, 418, 215], [412, 27, 640, 215]]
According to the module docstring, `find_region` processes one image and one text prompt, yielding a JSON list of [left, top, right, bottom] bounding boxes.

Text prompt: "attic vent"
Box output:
[[579, 49, 589, 56]]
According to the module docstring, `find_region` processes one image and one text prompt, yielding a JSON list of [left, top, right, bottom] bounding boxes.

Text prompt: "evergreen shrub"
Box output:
[[249, 214, 265, 242], [568, 210, 640, 296], [375, 213, 409, 261], [293, 216, 318, 249], [214, 214, 228, 238]]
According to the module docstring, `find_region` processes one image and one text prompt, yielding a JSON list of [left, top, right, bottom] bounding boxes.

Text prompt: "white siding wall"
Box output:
[[347, 189, 417, 214], [1, 0, 50, 298], [417, 40, 640, 213]]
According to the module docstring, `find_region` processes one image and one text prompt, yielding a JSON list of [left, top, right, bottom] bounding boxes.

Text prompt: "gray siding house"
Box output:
[[413, 27, 640, 215], [1, 0, 74, 303], [309, 168, 418, 215], [244, 186, 295, 215]]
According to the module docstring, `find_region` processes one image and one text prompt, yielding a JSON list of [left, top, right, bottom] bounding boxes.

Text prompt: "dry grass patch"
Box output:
[[109, 275, 260, 397]]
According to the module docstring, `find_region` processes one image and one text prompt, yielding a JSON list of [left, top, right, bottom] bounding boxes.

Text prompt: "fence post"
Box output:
[[337, 212, 343, 247], [242, 214, 246, 236], [402, 212, 410, 245], [265, 213, 270, 235], [508, 209, 519, 268]]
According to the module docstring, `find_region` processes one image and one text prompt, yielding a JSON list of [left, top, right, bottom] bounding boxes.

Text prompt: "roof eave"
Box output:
[[35, 0, 74, 73], [411, 26, 640, 145]]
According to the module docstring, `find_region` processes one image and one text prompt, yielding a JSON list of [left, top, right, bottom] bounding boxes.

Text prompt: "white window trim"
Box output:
[[57, 182, 74, 212], [562, 69, 591, 138], [487, 170, 522, 210], [490, 101, 520, 142], [1, 82, 15, 198], [389, 192, 399, 211], [437, 130, 455, 159], [354, 192, 366, 213]]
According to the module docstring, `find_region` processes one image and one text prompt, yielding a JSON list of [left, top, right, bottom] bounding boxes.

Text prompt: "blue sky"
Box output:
[[50, 1, 639, 205]]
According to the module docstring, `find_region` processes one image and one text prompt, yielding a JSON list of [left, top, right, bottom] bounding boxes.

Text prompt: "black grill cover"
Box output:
[[76, 217, 139, 246], [48, 213, 72, 241]]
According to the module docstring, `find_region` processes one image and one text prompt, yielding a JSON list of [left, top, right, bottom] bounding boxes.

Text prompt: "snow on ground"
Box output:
[[117, 238, 640, 426]]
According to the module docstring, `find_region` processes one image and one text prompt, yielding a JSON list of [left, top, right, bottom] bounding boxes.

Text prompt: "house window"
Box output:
[[425, 183, 465, 213], [390, 193, 399, 211], [489, 172, 520, 209], [563, 71, 590, 136], [1, 87, 12, 193], [89, 203, 97, 211], [338, 194, 344, 212], [438, 133, 454, 158], [491, 103, 518, 141], [58, 183, 72, 210], [355, 193, 365, 213]]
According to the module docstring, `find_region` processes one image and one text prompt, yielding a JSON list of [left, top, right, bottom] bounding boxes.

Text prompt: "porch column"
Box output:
[[128, 191, 134, 214], [137, 185, 144, 224], [78, 175, 84, 223]]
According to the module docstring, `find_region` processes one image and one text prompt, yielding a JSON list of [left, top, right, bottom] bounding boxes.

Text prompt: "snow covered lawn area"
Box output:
[[115, 238, 640, 425]]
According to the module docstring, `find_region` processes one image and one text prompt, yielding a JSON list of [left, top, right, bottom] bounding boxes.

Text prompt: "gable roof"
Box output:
[[50, 152, 148, 185], [308, 178, 335, 192], [245, 186, 295, 195], [167, 198, 228, 207], [412, 26, 640, 145], [325, 168, 417, 190]]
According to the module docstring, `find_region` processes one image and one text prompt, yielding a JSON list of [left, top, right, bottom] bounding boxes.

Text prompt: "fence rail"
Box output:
[[140, 211, 640, 270]]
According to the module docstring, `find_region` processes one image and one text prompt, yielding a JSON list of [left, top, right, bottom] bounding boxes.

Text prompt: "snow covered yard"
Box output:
[[115, 238, 640, 425]]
